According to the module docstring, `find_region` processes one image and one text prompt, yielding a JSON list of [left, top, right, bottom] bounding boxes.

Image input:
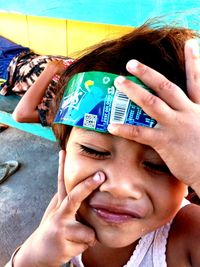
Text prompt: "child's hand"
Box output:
[[108, 39, 200, 195], [14, 150, 105, 267], [46, 59, 68, 76]]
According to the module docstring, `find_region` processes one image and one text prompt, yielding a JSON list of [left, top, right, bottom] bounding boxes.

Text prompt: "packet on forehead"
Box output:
[[54, 71, 156, 132]]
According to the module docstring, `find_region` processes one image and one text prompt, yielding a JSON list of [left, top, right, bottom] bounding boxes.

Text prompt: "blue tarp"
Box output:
[[0, 36, 30, 80]]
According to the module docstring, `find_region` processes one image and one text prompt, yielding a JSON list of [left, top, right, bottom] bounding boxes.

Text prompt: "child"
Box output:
[[1, 51, 73, 126], [12, 58, 73, 126], [6, 20, 200, 266]]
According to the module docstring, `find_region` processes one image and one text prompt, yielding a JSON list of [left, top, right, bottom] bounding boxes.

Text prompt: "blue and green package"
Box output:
[[54, 71, 156, 132]]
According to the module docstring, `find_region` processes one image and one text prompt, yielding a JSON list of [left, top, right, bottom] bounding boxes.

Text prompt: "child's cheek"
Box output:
[[64, 157, 92, 193]]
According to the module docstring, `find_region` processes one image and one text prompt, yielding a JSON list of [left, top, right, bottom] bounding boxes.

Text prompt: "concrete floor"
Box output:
[[0, 127, 59, 266]]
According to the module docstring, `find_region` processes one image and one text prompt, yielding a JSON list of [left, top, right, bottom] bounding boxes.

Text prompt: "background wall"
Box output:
[[0, 1, 199, 57], [0, 0, 199, 27], [0, 13, 133, 57]]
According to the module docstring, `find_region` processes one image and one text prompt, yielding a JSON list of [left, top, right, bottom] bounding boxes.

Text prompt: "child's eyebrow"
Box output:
[[75, 128, 110, 138], [74, 128, 115, 145]]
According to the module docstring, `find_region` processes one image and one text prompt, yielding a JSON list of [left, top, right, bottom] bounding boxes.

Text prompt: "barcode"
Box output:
[[110, 90, 130, 124]]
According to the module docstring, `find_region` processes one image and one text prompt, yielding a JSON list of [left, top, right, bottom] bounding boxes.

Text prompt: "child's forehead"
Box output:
[[70, 127, 111, 140], [69, 127, 158, 155]]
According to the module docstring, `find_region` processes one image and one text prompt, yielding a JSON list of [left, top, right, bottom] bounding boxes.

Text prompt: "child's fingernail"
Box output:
[[93, 172, 105, 183], [126, 59, 139, 72], [187, 39, 199, 57], [115, 76, 126, 85]]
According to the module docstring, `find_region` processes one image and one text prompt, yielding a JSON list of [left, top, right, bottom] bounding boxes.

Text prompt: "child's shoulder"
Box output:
[[167, 204, 200, 266]]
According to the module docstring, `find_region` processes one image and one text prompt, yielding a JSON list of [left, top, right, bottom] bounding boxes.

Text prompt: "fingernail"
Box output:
[[187, 39, 199, 57], [93, 172, 105, 183], [126, 59, 139, 72], [115, 76, 126, 85], [107, 124, 117, 133]]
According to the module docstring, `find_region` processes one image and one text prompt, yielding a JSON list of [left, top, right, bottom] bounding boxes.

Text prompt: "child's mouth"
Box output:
[[93, 209, 139, 223], [89, 202, 142, 224]]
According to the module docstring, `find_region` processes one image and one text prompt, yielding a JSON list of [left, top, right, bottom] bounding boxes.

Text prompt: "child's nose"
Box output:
[[99, 164, 144, 200]]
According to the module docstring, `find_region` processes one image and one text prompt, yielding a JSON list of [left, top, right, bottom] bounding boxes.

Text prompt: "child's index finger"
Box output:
[[59, 172, 105, 218], [57, 150, 67, 206]]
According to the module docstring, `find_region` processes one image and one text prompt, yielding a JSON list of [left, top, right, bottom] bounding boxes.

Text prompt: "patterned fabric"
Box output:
[[0, 51, 73, 126]]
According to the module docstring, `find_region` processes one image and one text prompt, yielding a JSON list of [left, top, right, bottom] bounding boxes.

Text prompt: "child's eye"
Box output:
[[80, 145, 110, 159], [143, 161, 171, 174]]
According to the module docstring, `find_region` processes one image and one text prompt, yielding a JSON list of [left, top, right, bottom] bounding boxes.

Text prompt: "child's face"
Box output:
[[64, 127, 187, 248]]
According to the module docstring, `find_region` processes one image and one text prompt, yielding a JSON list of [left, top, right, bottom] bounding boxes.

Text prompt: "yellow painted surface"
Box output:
[[67, 20, 133, 57], [27, 16, 67, 56], [0, 13, 29, 47], [0, 13, 134, 57]]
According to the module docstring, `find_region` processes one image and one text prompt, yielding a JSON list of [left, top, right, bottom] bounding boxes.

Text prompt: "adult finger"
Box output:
[[125, 59, 190, 110], [59, 172, 105, 218], [185, 39, 200, 103], [114, 75, 175, 123], [108, 123, 161, 148], [57, 150, 67, 206]]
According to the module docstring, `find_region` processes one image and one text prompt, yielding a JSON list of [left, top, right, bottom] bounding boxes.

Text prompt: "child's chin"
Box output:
[[95, 230, 137, 248]]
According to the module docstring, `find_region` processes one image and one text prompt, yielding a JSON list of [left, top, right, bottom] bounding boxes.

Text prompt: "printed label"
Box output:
[[110, 90, 130, 124], [54, 71, 156, 132]]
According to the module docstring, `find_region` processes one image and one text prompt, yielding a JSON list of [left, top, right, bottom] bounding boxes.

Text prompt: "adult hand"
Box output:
[[108, 39, 200, 195], [14, 150, 105, 267]]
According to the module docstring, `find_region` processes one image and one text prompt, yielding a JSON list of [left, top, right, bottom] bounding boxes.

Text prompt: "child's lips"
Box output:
[[89, 202, 143, 224]]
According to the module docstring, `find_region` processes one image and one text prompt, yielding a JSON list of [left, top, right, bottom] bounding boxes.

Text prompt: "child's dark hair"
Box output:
[[52, 20, 198, 148]]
